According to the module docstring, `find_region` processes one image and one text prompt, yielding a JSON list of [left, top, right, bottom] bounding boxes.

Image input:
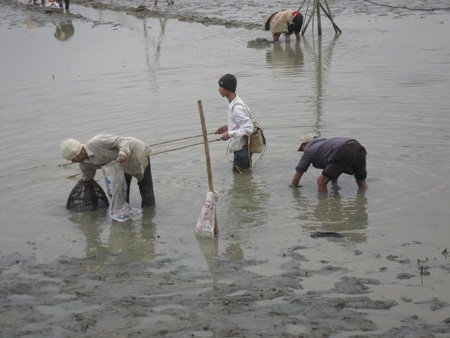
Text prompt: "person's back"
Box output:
[[291, 134, 368, 192], [297, 137, 352, 171]]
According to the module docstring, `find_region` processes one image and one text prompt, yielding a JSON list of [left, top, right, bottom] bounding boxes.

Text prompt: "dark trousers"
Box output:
[[288, 13, 304, 34], [233, 146, 252, 172], [57, 0, 69, 9], [125, 159, 155, 208], [323, 141, 367, 181]]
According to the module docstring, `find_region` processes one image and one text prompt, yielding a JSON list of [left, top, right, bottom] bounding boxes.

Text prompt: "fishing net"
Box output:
[[195, 191, 219, 238], [66, 179, 109, 212], [101, 161, 133, 222]]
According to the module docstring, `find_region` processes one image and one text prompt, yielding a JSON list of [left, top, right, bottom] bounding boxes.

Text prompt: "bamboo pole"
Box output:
[[297, 0, 308, 12], [148, 132, 215, 147], [62, 138, 220, 177], [321, 0, 342, 33], [316, 0, 322, 36], [198, 100, 214, 192], [197, 99, 218, 237], [59, 137, 219, 168], [301, 1, 316, 35], [150, 139, 219, 156], [301, 0, 341, 35]]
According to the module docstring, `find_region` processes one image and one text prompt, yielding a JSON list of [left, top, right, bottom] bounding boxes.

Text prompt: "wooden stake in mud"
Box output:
[[197, 100, 218, 236], [300, 0, 341, 36]]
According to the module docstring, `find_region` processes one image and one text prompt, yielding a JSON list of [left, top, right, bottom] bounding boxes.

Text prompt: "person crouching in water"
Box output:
[[290, 133, 369, 193], [61, 134, 155, 208], [265, 9, 304, 42], [215, 74, 254, 173]]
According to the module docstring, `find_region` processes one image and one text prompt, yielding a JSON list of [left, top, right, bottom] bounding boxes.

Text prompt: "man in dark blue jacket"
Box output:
[[290, 133, 368, 192]]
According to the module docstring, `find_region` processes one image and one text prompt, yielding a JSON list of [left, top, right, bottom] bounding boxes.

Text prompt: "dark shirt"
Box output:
[[296, 137, 353, 172]]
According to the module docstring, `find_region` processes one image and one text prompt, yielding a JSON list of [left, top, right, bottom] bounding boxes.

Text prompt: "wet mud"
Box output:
[[1, 245, 449, 337]]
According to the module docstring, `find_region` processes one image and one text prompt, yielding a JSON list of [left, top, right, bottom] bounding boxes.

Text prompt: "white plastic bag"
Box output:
[[102, 161, 132, 222], [195, 191, 219, 238]]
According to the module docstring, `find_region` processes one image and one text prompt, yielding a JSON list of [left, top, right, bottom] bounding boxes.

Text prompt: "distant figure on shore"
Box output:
[[265, 9, 304, 42], [61, 134, 155, 208], [290, 133, 369, 192]]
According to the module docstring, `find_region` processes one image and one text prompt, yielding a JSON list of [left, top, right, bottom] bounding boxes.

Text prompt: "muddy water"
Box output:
[[1, 0, 449, 336]]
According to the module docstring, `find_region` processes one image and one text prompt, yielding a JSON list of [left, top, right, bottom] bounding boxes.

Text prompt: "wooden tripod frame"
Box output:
[[299, 0, 342, 35]]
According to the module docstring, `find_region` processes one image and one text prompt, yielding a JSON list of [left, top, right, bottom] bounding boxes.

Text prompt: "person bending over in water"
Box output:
[[265, 9, 304, 42], [61, 134, 155, 208], [290, 133, 369, 193]]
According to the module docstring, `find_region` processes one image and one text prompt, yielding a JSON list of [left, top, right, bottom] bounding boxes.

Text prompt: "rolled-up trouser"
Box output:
[[125, 158, 155, 208], [233, 146, 252, 172]]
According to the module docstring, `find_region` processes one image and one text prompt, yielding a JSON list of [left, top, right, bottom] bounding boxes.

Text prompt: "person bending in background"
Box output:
[[290, 133, 369, 193], [61, 134, 155, 208], [215, 74, 254, 173], [265, 9, 304, 42]]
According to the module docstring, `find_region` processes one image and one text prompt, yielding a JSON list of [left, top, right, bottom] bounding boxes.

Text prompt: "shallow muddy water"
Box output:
[[1, 0, 449, 336]]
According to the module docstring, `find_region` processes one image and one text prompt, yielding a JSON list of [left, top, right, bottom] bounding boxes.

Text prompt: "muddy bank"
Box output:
[[1, 246, 449, 337], [12, 0, 450, 33]]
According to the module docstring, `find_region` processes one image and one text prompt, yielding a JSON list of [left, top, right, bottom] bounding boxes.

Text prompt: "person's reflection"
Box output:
[[292, 188, 368, 244], [69, 212, 110, 269], [266, 42, 304, 70], [25, 17, 45, 30], [54, 20, 74, 41], [223, 174, 269, 262], [315, 189, 368, 242], [69, 209, 156, 269]]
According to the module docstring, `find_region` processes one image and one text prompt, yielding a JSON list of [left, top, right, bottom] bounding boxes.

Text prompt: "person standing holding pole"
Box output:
[[215, 74, 254, 173]]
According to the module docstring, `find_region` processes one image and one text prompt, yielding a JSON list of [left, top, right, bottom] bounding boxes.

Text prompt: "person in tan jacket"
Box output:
[[265, 9, 304, 42], [61, 134, 155, 208]]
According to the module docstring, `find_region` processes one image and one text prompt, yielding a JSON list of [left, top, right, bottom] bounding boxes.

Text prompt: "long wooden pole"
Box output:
[[316, 0, 322, 36], [301, 0, 341, 35], [302, 1, 316, 35], [321, 0, 342, 33], [198, 100, 214, 192], [198, 100, 218, 237]]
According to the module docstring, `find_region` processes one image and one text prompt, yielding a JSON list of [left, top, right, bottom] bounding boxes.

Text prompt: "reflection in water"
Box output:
[[266, 42, 304, 70], [196, 174, 269, 285], [196, 236, 219, 287], [195, 174, 270, 281], [292, 188, 368, 244], [222, 174, 269, 261], [142, 6, 169, 84], [54, 20, 74, 41], [69, 209, 156, 269], [302, 34, 340, 135], [226, 174, 269, 227], [25, 15, 75, 41]]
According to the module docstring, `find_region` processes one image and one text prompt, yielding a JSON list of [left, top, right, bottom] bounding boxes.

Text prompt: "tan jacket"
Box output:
[[80, 134, 151, 182], [269, 10, 296, 34]]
